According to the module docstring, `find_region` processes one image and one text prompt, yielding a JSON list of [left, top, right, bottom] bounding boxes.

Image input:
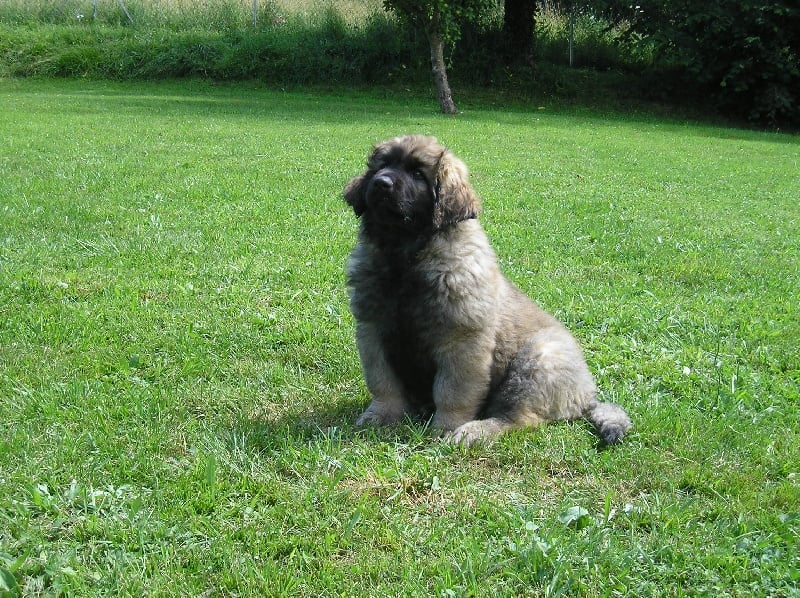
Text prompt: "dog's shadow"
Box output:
[[227, 399, 615, 459], [227, 399, 438, 457]]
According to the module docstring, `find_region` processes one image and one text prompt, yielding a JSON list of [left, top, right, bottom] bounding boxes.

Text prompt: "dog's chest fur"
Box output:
[[350, 241, 443, 405], [347, 223, 500, 407]]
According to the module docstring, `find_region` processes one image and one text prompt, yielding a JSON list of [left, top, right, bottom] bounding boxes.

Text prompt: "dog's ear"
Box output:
[[343, 174, 367, 217], [433, 150, 481, 229]]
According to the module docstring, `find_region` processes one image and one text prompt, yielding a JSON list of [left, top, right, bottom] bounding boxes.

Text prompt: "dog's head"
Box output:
[[344, 135, 481, 232]]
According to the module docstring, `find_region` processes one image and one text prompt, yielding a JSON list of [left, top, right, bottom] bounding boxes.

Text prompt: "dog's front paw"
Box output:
[[355, 402, 406, 428]]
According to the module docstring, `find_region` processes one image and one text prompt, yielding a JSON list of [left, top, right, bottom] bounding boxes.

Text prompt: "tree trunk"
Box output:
[[428, 30, 457, 114]]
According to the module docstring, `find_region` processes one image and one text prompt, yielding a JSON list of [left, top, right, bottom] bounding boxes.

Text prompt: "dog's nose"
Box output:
[[372, 174, 393, 190]]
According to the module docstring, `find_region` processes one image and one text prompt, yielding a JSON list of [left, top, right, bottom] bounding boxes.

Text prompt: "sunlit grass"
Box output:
[[0, 79, 798, 596]]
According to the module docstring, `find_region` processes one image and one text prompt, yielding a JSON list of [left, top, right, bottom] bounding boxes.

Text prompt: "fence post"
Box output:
[[116, 0, 133, 23], [569, 3, 574, 67]]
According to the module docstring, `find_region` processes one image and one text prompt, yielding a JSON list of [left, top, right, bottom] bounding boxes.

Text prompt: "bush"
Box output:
[[606, 0, 800, 127]]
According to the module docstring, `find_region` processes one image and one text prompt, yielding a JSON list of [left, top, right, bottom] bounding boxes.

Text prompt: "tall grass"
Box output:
[[0, 7, 421, 84], [0, 0, 386, 29]]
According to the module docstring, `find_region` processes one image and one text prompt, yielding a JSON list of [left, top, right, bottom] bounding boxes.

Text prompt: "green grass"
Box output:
[[1, 78, 798, 596], [0, 0, 387, 28]]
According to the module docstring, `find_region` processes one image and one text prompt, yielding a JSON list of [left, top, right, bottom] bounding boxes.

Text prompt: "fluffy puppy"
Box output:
[[343, 135, 631, 445]]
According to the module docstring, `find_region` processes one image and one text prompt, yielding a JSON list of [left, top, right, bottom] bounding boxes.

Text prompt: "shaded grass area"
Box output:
[[0, 79, 798, 595]]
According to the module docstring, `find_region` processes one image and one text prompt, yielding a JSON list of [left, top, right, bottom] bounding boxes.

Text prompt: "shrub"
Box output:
[[606, 0, 800, 127]]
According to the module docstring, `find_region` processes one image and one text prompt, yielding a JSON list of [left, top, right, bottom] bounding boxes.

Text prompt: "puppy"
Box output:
[[343, 135, 631, 445]]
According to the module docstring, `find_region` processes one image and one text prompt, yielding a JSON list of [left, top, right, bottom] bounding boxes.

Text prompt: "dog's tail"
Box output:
[[585, 400, 632, 444]]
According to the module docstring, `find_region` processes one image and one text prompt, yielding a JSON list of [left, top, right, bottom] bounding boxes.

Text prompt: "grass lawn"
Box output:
[[0, 78, 798, 596]]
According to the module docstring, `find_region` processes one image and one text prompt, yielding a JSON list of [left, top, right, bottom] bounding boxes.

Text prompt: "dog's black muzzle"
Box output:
[[365, 169, 404, 215], [364, 168, 432, 229], [367, 170, 396, 200], [371, 173, 393, 193]]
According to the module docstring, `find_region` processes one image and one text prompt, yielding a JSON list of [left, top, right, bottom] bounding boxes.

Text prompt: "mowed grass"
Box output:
[[0, 79, 798, 596]]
